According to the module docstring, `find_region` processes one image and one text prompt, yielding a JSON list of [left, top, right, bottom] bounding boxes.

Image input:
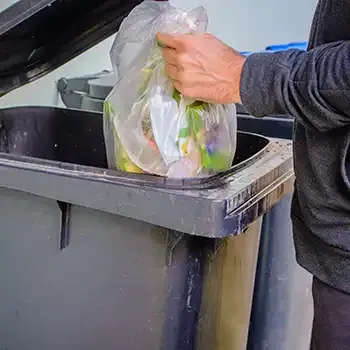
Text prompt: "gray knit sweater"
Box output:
[[240, 0, 350, 292]]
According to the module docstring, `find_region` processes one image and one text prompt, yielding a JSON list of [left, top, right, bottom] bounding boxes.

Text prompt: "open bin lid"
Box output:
[[0, 0, 160, 95]]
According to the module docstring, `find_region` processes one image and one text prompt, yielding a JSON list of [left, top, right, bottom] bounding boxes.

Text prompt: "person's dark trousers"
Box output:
[[311, 277, 350, 349]]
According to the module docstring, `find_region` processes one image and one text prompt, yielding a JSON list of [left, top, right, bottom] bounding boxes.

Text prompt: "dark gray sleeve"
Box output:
[[240, 41, 350, 132]]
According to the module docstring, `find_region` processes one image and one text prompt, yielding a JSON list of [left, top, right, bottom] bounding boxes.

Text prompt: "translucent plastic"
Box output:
[[104, 0, 237, 178]]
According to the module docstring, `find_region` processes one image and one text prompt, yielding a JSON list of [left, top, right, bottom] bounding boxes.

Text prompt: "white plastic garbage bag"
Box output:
[[104, 0, 237, 177]]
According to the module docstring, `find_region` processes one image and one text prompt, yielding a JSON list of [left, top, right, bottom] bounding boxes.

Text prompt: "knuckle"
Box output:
[[178, 38, 191, 52], [181, 86, 193, 98], [162, 48, 172, 61], [173, 80, 182, 91], [177, 71, 187, 83], [180, 37, 190, 48], [165, 63, 172, 73], [163, 48, 177, 64], [177, 53, 188, 66]]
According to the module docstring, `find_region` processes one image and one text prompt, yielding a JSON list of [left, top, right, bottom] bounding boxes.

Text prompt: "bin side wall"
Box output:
[[0, 186, 267, 349], [197, 218, 262, 350], [0, 187, 178, 349]]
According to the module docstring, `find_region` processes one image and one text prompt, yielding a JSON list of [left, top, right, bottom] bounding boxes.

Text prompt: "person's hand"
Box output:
[[156, 32, 245, 104]]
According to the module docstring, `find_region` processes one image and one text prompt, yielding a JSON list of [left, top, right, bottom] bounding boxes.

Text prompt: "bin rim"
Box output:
[[0, 106, 271, 191]]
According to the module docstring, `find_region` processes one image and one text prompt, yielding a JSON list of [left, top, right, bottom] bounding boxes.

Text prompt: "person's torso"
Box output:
[[293, 0, 350, 250]]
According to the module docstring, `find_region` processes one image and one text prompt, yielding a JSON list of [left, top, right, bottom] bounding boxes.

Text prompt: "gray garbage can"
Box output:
[[0, 1, 294, 349], [0, 106, 293, 350]]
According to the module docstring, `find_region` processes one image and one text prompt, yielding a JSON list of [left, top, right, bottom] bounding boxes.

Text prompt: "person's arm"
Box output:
[[241, 41, 350, 132], [157, 33, 350, 132]]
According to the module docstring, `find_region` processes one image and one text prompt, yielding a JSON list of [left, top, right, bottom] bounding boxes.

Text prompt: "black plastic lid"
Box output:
[[0, 0, 153, 96]]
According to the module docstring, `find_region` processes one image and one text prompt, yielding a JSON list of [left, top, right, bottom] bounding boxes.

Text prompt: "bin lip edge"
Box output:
[[0, 143, 270, 192], [0, 162, 294, 238], [0, 105, 274, 191], [0, 150, 294, 238]]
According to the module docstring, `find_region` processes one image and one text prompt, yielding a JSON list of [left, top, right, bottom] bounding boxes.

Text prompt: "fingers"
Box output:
[[173, 80, 182, 93], [162, 47, 177, 65], [157, 33, 203, 100], [172, 81, 198, 101], [165, 63, 178, 80], [156, 32, 178, 49], [165, 65, 199, 96]]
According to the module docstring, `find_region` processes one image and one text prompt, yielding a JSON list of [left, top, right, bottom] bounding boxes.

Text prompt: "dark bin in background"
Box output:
[[58, 65, 312, 350], [236, 42, 312, 350], [239, 116, 313, 350], [0, 1, 297, 349], [58, 72, 118, 112]]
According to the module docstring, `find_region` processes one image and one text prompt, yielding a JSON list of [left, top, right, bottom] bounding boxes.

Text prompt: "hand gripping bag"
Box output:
[[104, 0, 237, 177]]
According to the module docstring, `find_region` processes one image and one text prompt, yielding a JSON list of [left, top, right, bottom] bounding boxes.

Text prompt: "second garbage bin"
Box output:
[[239, 116, 313, 350]]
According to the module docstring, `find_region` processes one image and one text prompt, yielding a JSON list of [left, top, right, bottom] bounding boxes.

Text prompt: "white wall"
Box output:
[[0, 0, 317, 107], [172, 0, 317, 51]]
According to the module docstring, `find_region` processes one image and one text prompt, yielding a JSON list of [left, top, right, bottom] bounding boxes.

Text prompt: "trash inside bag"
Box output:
[[104, 0, 237, 178]]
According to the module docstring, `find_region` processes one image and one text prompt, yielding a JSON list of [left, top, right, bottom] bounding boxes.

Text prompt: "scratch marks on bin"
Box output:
[[27, 49, 36, 61]]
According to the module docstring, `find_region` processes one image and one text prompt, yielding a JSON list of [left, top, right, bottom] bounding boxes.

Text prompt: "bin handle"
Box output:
[[57, 70, 111, 109]]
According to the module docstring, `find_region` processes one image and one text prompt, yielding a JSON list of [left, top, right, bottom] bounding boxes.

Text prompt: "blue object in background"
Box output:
[[265, 41, 308, 52], [264, 44, 289, 52], [240, 41, 307, 57]]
